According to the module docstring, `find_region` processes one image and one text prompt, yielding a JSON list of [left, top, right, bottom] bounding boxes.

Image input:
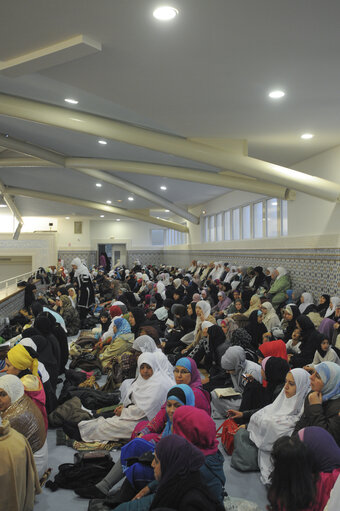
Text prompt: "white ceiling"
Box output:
[[0, 0, 340, 221]]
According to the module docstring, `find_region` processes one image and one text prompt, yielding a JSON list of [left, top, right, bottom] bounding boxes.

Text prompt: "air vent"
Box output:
[[74, 221, 82, 234]]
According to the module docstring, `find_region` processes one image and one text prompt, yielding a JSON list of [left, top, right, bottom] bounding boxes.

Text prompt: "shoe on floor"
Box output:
[[74, 485, 107, 499]]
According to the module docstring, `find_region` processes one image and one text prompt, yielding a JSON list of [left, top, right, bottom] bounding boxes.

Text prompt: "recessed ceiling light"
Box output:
[[116, 219, 121, 222], [165, 209, 170, 212], [64, 98, 78, 104], [98, 140, 107, 145], [202, 210, 206, 214], [117, 199, 122, 202], [96, 183, 102, 187], [100, 215, 105, 218], [153, 6, 179, 21], [128, 196, 134, 201], [160, 185, 167, 190], [268, 90, 285, 99], [0, 204, 7, 208], [106, 200, 112, 204], [301, 133, 314, 140], [65, 216, 70, 219]]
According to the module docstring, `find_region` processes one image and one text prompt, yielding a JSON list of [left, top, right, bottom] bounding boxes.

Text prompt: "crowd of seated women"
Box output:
[[1, 257, 340, 511]]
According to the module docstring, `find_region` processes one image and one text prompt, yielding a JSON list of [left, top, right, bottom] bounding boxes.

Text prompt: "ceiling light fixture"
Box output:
[[65, 216, 70, 219], [128, 196, 134, 201], [98, 140, 107, 145], [268, 90, 285, 99], [160, 185, 167, 190], [202, 210, 206, 214], [96, 183, 102, 187], [64, 98, 78, 104], [117, 199, 122, 202], [100, 215, 105, 218], [0, 204, 7, 208], [165, 209, 170, 212], [153, 6, 179, 21], [301, 133, 314, 140], [106, 200, 112, 204], [116, 219, 121, 222]]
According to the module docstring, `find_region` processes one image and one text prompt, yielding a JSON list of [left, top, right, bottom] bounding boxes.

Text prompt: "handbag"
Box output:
[[230, 428, 259, 472], [216, 418, 239, 455]]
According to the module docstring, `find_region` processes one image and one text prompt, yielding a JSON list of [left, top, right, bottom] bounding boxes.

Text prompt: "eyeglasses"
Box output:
[[173, 368, 190, 375]]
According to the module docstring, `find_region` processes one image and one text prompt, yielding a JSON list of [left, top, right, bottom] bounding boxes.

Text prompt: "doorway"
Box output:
[[98, 243, 127, 269]]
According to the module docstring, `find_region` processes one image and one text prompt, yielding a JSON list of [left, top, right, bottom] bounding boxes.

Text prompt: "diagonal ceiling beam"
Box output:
[[0, 134, 199, 224], [0, 179, 24, 239], [5, 186, 189, 233], [0, 93, 339, 201]]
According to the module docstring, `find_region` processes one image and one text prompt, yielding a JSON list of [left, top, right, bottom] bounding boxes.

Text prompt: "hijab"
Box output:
[[207, 325, 226, 353], [314, 361, 340, 401], [244, 294, 262, 318], [220, 317, 238, 342], [0, 374, 25, 403], [71, 257, 90, 278], [123, 352, 173, 420], [188, 301, 197, 320], [248, 368, 311, 450], [172, 406, 219, 456], [298, 426, 340, 473], [325, 297, 340, 319], [221, 346, 246, 392], [276, 267, 287, 279], [7, 344, 39, 377], [133, 335, 158, 353], [109, 305, 122, 318], [216, 292, 231, 311], [296, 315, 316, 337], [261, 302, 279, 328], [229, 328, 257, 361], [111, 317, 131, 339], [258, 340, 288, 361], [316, 294, 330, 316], [245, 310, 267, 349], [163, 385, 195, 437], [318, 318, 336, 340], [175, 357, 203, 390], [196, 300, 211, 320], [263, 357, 290, 399], [192, 293, 201, 303], [299, 293, 314, 314]]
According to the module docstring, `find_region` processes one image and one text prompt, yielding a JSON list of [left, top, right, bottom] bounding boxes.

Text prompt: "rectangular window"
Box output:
[[253, 202, 263, 238], [74, 221, 82, 234], [266, 198, 278, 237], [204, 216, 209, 242], [281, 200, 288, 236], [209, 215, 215, 242], [232, 208, 240, 240], [224, 211, 231, 240], [242, 205, 251, 239], [151, 229, 165, 246], [216, 213, 223, 241]]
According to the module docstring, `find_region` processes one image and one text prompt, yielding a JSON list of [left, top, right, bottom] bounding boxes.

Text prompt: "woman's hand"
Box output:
[[181, 348, 187, 355], [237, 425, 246, 430], [132, 485, 150, 500], [114, 405, 124, 416], [244, 373, 254, 382], [227, 409, 243, 419], [334, 323, 340, 330], [308, 391, 322, 405]]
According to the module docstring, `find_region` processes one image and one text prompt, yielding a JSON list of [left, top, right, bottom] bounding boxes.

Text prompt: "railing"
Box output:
[[0, 270, 38, 298]]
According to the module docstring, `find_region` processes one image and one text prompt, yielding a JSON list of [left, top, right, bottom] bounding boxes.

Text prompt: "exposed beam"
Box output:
[[0, 179, 24, 239], [0, 135, 199, 224], [5, 186, 189, 233], [0, 93, 339, 201], [0, 156, 293, 200]]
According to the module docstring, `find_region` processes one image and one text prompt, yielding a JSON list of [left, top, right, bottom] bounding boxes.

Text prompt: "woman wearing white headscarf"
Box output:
[[299, 292, 314, 314], [261, 302, 281, 332], [71, 257, 95, 322], [268, 267, 291, 309], [224, 266, 238, 284], [181, 301, 215, 356], [247, 368, 311, 484], [76, 353, 173, 443], [132, 335, 174, 381], [325, 297, 340, 319]]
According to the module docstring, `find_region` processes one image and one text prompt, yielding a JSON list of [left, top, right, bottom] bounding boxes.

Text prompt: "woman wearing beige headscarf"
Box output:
[[56, 295, 80, 336]]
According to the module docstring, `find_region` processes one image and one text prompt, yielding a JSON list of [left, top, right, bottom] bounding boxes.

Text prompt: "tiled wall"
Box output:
[[0, 282, 47, 321], [58, 251, 97, 270]]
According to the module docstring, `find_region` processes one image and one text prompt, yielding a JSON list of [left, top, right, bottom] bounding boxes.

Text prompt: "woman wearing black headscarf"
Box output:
[[316, 294, 331, 318], [282, 304, 300, 343], [290, 315, 324, 368], [34, 314, 61, 373], [245, 310, 268, 349], [24, 283, 37, 311], [128, 307, 146, 336]]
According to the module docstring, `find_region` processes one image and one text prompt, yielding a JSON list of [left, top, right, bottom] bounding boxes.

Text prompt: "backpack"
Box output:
[[45, 451, 114, 491]]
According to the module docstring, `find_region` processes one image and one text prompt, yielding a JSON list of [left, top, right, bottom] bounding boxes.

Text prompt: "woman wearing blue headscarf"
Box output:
[[294, 361, 340, 445], [99, 317, 135, 371]]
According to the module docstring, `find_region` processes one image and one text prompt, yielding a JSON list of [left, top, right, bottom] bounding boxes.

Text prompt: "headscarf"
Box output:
[[244, 294, 262, 318], [133, 335, 158, 353], [248, 368, 311, 451], [71, 257, 90, 278], [207, 325, 226, 357], [220, 317, 239, 342], [276, 267, 287, 279], [216, 292, 231, 311], [325, 297, 340, 318], [261, 302, 279, 329], [109, 305, 122, 319], [299, 293, 314, 314], [258, 340, 288, 361], [155, 435, 204, 489], [201, 321, 214, 331], [296, 315, 315, 336], [154, 307, 168, 321], [173, 278, 182, 289], [6, 344, 39, 377], [229, 328, 256, 360], [316, 294, 330, 316], [163, 385, 195, 437], [318, 318, 336, 340], [245, 310, 267, 349], [314, 362, 340, 401], [298, 427, 340, 473], [112, 317, 131, 339], [34, 315, 52, 336], [123, 352, 173, 420], [196, 300, 211, 320], [172, 406, 219, 456], [129, 307, 146, 333], [221, 346, 246, 392], [175, 357, 202, 390], [192, 293, 201, 303], [263, 357, 290, 399], [0, 374, 25, 403]]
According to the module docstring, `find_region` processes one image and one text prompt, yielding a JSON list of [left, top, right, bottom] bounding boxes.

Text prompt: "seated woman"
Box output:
[[75, 384, 196, 499], [0, 418, 41, 510], [316, 293, 331, 318], [267, 434, 340, 511], [101, 305, 123, 342], [211, 346, 262, 419], [211, 291, 231, 319], [63, 352, 173, 443], [261, 302, 281, 333], [0, 375, 48, 478], [298, 426, 340, 473], [246, 368, 311, 484], [4, 344, 48, 429], [293, 361, 340, 445], [55, 294, 80, 336], [324, 297, 340, 320], [306, 336, 340, 368], [245, 310, 267, 349], [257, 339, 288, 362], [99, 317, 134, 371], [267, 267, 291, 309], [181, 301, 216, 357], [290, 315, 324, 368], [281, 303, 300, 343]]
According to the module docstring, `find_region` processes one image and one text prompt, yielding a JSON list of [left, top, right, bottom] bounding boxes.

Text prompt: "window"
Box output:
[[253, 202, 263, 239], [266, 198, 278, 237], [151, 229, 165, 246], [242, 205, 251, 239], [209, 215, 215, 242], [216, 213, 223, 241], [281, 200, 288, 236], [203, 216, 209, 242], [224, 211, 231, 240], [232, 208, 240, 240], [74, 221, 82, 234]]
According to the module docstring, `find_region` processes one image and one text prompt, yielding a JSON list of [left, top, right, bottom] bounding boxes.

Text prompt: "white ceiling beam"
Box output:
[[5, 186, 189, 233], [0, 179, 24, 239], [0, 93, 339, 201], [0, 135, 199, 224]]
